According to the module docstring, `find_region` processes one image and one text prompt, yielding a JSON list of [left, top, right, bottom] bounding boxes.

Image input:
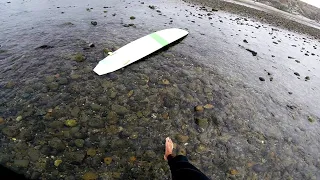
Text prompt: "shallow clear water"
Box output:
[[0, 0, 320, 179]]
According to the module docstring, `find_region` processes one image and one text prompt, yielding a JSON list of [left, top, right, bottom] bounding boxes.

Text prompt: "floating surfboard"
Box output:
[[93, 28, 188, 75]]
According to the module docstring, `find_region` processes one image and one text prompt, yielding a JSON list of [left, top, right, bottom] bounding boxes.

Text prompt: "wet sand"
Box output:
[[0, 0, 320, 179]]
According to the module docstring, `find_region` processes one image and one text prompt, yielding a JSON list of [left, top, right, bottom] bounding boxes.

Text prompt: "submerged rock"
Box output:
[[58, 78, 68, 85], [259, 77, 265, 81], [305, 76, 310, 81], [74, 139, 85, 148], [48, 82, 59, 91], [90, 103, 102, 111], [65, 151, 85, 164], [107, 111, 118, 124], [13, 160, 29, 168], [111, 105, 129, 115], [54, 159, 62, 167], [49, 137, 65, 151], [36, 45, 54, 49], [91, 21, 97, 26], [203, 104, 214, 109], [104, 157, 112, 165], [2, 126, 19, 137], [176, 134, 189, 143], [252, 164, 266, 173], [195, 105, 204, 112], [83, 172, 98, 180], [88, 119, 104, 128], [72, 53, 85, 62], [87, 148, 96, 157], [195, 118, 208, 128], [28, 148, 40, 162], [195, 144, 206, 153], [65, 119, 77, 127], [245, 49, 257, 56], [308, 116, 315, 123], [0, 117, 4, 124]]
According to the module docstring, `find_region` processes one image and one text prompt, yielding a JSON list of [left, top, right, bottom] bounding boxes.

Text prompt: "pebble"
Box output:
[[230, 169, 239, 175], [195, 105, 204, 112], [65, 119, 77, 127], [104, 157, 112, 165], [65, 151, 85, 164], [36, 45, 54, 49], [13, 160, 29, 168], [308, 116, 315, 123], [245, 48, 257, 56], [2, 126, 19, 137], [28, 148, 40, 161], [91, 21, 97, 26], [74, 139, 85, 148], [295, 60, 300, 63], [195, 144, 206, 153], [88, 119, 104, 128], [107, 111, 118, 124], [16, 115, 22, 121], [5, 81, 14, 88], [162, 112, 169, 120], [111, 104, 129, 115], [177, 148, 187, 156], [90, 103, 102, 111], [89, 43, 95, 47], [243, 39, 248, 43], [127, 90, 134, 97], [130, 16, 136, 20], [49, 137, 65, 151], [0, 117, 4, 124], [195, 118, 208, 128], [149, 5, 155, 9], [73, 53, 85, 62], [83, 172, 98, 180], [259, 77, 265, 81], [203, 104, 214, 109], [71, 107, 80, 117], [294, 72, 300, 76], [54, 159, 62, 167], [58, 78, 68, 85], [252, 164, 266, 173], [162, 79, 170, 85], [87, 148, 96, 157], [305, 76, 310, 80], [129, 156, 136, 163], [288, 92, 293, 95], [176, 134, 189, 143]]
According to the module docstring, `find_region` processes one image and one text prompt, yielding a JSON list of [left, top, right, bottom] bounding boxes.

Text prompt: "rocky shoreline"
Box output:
[[185, 0, 320, 39]]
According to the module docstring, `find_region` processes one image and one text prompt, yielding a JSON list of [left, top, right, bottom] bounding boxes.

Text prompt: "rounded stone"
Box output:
[[87, 148, 96, 157], [83, 172, 98, 180], [65, 119, 77, 127], [195, 118, 209, 128], [103, 157, 112, 165], [74, 139, 85, 148], [176, 134, 189, 143], [195, 105, 204, 112], [259, 77, 265, 81], [49, 137, 65, 151]]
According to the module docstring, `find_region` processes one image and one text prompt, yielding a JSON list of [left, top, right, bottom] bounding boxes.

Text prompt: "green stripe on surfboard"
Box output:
[[150, 33, 169, 46]]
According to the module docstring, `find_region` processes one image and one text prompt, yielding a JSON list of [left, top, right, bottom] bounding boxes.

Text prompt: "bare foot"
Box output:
[[164, 137, 174, 161]]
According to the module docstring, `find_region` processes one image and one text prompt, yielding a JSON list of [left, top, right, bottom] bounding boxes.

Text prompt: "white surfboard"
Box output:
[[93, 28, 188, 75]]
